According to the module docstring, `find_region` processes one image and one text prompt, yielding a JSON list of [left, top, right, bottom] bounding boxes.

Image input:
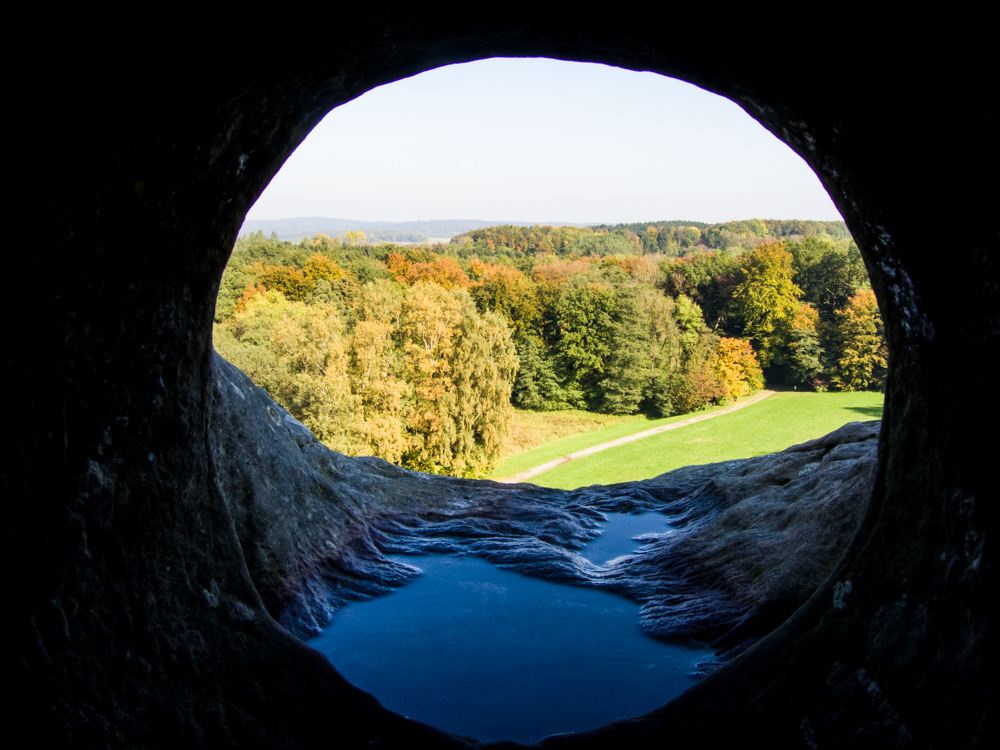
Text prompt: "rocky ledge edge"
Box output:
[[211, 351, 878, 654]]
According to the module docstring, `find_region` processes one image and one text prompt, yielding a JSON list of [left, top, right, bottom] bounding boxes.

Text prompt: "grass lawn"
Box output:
[[503, 408, 644, 458], [491, 391, 883, 489], [494, 395, 764, 480]]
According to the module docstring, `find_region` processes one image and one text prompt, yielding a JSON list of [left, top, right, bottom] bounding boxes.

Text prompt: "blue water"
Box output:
[[308, 513, 710, 743], [578, 511, 676, 566]]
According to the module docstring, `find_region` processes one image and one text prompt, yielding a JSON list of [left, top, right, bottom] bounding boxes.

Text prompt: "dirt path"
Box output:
[[496, 390, 775, 484]]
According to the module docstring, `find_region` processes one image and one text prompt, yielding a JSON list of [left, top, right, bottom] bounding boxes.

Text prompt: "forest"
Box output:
[[214, 219, 885, 478]]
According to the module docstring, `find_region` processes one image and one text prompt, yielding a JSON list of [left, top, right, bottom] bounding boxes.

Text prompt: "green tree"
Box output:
[[640, 291, 682, 417], [450, 308, 519, 476], [789, 238, 868, 321], [661, 252, 740, 333], [598, 287, 652, 414], [269, 301, 357, 452], [787, 303, 826, 388], [511, 337, 569, 410], [552, 284, 616, 406]]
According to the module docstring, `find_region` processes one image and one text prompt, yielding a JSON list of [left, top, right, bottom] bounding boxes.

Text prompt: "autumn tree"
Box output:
[[732, 242, 802, 367], [398, 282, 517, 477], [343, 230, 367, 247], [715, 337, 764, 401], [253, 263, 315, 302], [214, 290, 357, 453], [469, 262, 544, 341], [389, 253, 470, 289], [350, 280, 408, 462], [671, 333, 726, 412], [303, 252, 348, 283], [831, 289, 887, 391]]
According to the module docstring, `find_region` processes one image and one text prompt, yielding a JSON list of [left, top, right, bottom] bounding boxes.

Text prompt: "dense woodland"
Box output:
[[214, 219, 884, 477]]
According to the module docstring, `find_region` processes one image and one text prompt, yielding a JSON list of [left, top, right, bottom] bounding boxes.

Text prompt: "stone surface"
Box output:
[[213, 352, 877, 657], [10, 11, 995, 749]]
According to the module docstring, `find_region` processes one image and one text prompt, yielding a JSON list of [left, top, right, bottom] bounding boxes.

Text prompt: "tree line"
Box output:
[[214, 221, 884, 476]]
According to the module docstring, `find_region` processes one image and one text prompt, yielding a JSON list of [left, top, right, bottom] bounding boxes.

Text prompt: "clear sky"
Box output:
[[246, 58, 843, 226]]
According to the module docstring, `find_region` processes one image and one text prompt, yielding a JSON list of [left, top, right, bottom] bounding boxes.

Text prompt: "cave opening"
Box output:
[[16, 18, 993, 749], [214, 58, 885, 744]]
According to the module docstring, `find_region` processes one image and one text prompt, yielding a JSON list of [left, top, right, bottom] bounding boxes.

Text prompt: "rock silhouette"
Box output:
[[10, 11, 994, 749]]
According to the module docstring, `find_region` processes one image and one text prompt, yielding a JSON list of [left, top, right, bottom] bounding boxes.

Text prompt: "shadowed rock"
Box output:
[[12, 12, 994, 748]]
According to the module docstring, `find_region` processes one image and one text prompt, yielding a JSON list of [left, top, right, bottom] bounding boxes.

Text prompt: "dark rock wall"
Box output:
[[8, 11, 995, 749]]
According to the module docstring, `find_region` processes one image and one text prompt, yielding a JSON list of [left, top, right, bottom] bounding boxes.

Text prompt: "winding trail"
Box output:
[[497, 390, 775, 484]]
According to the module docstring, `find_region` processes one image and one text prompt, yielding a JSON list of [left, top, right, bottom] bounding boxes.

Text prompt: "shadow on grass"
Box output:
[[845, 406, 884, 418]]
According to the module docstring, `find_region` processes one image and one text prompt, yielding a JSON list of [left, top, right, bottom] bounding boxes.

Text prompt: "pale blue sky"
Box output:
[[246, 58, 842, 225]]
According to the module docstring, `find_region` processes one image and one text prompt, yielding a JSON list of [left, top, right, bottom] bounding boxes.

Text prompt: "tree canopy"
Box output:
[[215, 222, 881, 476]]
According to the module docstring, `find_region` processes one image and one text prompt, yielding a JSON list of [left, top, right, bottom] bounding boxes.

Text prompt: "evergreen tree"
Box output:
[[787, 304, 826, 388], [598, 287, 652, 414], [511, 337, 570, 410]]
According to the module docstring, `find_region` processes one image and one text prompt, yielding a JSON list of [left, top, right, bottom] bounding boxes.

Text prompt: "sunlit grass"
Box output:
[[503, 408, 643, 459], [492, 391, 883, 489], [493, 393, 770, 479]]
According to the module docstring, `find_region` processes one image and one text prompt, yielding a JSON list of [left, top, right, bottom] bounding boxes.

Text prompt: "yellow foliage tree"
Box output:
[[832, 289, 887, 391], [216, 290, 358, 453], [302, 253, 347, 283], [399, 283, 464, 472], [715, 337, 764, 401], [398, 282, 517, 477], [350, 281, 408, 462], [732, 242, 802, 367]]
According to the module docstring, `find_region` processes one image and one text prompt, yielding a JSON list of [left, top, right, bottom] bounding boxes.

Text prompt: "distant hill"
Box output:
[[239, 216, 849, 248], [238, 217, 591, 243]]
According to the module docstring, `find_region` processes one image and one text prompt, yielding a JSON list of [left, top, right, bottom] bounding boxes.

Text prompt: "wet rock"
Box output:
[[214, 350, 877, 652]]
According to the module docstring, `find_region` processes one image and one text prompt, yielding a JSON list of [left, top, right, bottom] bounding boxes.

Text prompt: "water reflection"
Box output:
[[308, 514, 711, 743]]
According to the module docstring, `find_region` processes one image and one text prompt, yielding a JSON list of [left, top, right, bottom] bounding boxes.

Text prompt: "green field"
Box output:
[[490, 391, 883, 489], [494, 395, 765, 479], [503, 408, 644, 458]]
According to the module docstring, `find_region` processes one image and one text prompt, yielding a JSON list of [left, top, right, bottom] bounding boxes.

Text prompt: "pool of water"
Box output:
[[307, 513, 711, 743], [577, 511, 676, 566]]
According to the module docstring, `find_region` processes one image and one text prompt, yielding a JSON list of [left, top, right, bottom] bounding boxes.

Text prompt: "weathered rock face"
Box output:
[[215, 351, 877, 654], [10, 11, 995, 750], [210, 353, 584, 636]]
